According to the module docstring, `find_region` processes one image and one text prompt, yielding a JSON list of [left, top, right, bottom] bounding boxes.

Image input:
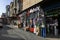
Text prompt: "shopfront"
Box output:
[[45, 8, 59, 36], [18, 11, 27, 28], [46, 16, 58, 36], [16, 0, 60, 37], [40, 0, 60, 37], [18, 4, 46, 37], [29, 6, 46, 37]]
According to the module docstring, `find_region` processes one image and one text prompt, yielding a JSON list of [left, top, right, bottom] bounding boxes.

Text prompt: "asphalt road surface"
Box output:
[[0, 25, 47, 40]]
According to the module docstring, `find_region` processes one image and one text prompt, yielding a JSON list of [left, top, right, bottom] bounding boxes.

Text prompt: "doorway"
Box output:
[[46, 16, 58, 37], [58, 14, 60, 35]]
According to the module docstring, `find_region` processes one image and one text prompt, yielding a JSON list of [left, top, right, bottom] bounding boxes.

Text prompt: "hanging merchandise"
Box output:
[[26, 10, 30, 17], [19, 14, 23, 17], [34, 24, 36, 34], [29, 19, 34, 33], [36, 6, 40, 11], [33, 8, 37, 12], [30, 9, 34, 13], [30, 6, 40, 13], [33, 18, 36, 34], [35, 18, 40, 36], [18, 15, 22, 28], [54, 19, 58, 36], [23, 21, 26, 28]]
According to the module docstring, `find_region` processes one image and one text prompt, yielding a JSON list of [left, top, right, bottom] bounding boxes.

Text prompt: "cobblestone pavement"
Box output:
[[0, 25, 47, 40]]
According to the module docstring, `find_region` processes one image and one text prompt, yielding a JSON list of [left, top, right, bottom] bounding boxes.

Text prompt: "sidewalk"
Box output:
[[45, 38, 59, 40], [5, 24, 18, 28], [14, 28, 47, 40], [45, 33, 60, 40], [17, 28, 59, 40], [6, 25, 59, 40]]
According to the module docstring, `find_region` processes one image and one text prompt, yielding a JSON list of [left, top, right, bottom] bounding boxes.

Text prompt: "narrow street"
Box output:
[[0, 0, 60, 40], [0, 25, 25, 40], [0, 25, 47, 40]]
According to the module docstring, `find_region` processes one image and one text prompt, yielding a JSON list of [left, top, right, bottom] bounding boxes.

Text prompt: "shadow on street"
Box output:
[[0, 25, 25, 40], [46, 34, 60, 38]]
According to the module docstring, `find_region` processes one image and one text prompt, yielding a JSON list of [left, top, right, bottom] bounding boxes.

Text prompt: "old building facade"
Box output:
[[10, 2, 14, 17], [22, 0, 42, 10], [6, 5, 10, 17]]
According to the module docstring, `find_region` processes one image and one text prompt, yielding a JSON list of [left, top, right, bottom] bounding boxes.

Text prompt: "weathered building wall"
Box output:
[[22, 0, 42, 10]]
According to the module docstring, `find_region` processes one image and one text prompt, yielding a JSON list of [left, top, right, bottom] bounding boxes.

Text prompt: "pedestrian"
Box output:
[[41, 22, 46, 38], [54, 19, 58, 36]]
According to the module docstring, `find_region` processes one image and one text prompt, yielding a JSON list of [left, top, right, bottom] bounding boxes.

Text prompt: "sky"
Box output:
[[0, 0, 13, 17]]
